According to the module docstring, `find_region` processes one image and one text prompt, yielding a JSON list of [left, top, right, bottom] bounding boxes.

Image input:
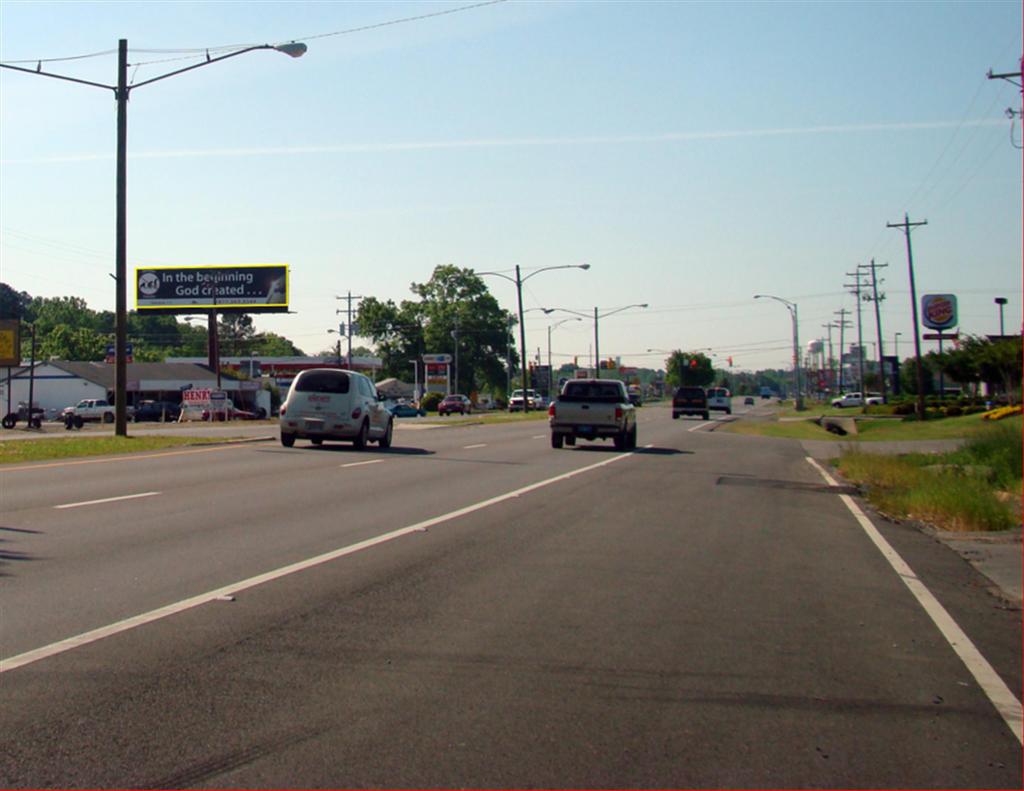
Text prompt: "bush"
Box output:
[[893, 402, 916, 416], [420, 392, 445, 412], [944, 405, 963, 417]]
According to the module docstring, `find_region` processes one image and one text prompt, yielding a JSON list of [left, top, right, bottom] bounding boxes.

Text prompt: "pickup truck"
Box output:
[[831, 392, 883, 408], [548, 379, 637, 450], [62, 398, 132, 426], [508, 388, 541, 412]]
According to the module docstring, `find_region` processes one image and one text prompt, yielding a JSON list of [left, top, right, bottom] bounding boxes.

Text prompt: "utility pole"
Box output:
[[887, 214, 928, 419], [988, 58, 1023, 149], [844, 269, 869, 394], [860, 259, 889, 403], [834, 309, 852, 394], [822, 322, 836, 395], [335, 291, 364, 370]]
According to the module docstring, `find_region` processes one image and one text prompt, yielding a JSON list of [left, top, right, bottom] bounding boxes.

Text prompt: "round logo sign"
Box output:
[[138, 271, 161, 296], [921, 294, 957, 330]]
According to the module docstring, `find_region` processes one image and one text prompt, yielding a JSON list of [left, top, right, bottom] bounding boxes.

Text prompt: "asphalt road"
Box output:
[[1, 401, 1020, 788]]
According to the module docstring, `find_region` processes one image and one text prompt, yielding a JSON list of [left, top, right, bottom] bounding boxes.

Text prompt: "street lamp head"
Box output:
[[273, 42, 307, 58], [579, 264, 591, 271], [995, 297, 1008, 306]]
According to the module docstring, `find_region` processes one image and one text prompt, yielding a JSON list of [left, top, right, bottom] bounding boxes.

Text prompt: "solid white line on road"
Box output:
[[687, 422, 711, 432], [532, 435, 546, 440], [2, 449, 636, 674], [806, 456, 1023, 745], [340, 460, 384, 469], [463, 443, 487, 449], [54, 492, 161, 510]]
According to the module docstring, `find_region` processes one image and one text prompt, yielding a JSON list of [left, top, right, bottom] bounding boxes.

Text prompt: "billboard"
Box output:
[[921, 294, 957, 331], [0, 320, 20, 367], [135, 265, 288, 313]]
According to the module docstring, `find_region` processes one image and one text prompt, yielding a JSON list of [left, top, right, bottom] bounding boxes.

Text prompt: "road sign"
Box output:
[[422, 353, 452, 364], [923, 332, 959, 341]]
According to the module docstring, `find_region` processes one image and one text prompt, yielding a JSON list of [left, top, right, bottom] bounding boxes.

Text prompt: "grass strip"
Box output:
[[835, 420, 1021, 532], [0, 435, 250, 465]]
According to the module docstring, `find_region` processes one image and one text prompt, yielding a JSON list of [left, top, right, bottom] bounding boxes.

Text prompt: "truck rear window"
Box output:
[[295, 370, 350, 394], [560, 382, 625, 402]]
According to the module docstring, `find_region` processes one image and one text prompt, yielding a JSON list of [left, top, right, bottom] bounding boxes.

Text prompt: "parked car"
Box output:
[[438, 394, 473, 416], [672, 386, 709, 420], [132, 400, 182, 422], [279, 368, 393, 449], [706, 386, 732, 414], [1, 401, 45, 429], [387, 401, 425, 418]]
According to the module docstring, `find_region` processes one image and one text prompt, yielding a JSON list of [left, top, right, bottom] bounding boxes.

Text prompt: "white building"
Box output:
[[0, 361, 251, 417]]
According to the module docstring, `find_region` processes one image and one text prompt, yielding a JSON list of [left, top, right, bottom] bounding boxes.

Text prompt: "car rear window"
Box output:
[[560, 382, 625, 402], [675, 387, 706, 399], [294, 370, 350, 394]]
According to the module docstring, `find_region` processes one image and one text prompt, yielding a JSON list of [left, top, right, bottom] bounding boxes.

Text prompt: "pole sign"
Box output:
[[105, 343, 133, 363], [134, 265, 289, 313], [921, 294, 957, 331], [0, 320, 20, 367]]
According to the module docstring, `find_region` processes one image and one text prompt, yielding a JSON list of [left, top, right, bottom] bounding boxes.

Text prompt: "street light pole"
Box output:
[[478, 264, 589, 411], [995, 297, 1008, 335], [755, 294, 803, 410], [546, 304, 649, 380], [1, 39, 306, 436]]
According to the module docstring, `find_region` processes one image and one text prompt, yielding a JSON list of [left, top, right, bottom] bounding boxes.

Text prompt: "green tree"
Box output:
[[358, 265, 515, 394], [666, 351, 715, 387], [38, 325, 107, 361]]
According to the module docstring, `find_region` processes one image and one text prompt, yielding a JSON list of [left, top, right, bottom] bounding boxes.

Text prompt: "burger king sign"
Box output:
[[921, 294, 958, 331]]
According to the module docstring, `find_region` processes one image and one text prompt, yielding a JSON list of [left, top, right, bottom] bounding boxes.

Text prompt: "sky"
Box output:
[[1, 0, 1020, 374]]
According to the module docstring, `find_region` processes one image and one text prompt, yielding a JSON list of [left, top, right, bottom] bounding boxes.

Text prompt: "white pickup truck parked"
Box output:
[[62, 398, 130, 426], [831, 392, 883, 408], [548, 379, 637, 450]]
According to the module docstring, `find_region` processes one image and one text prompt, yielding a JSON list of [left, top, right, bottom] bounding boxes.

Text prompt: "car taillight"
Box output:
[[279, 404, 287, 416], [351, 407, 362, 419], [615, 407, 623, 420], [548, 402, 556, 417]]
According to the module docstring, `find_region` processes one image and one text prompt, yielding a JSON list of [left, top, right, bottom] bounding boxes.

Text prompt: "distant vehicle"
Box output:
[[706, 387, 732, 414], [279, 368, 393, 449], [548, 379, 637, 450], [387, 401, 425, 418], [743, 396, 756, 406], [831, 392, 883, 408], [759, 386, 773, 399], [438, 394, 473, 416], [672, 386, 709, 421], [627, 384, 643, 406], [132, 400, 181, 422], [508, 389, 540, 412]]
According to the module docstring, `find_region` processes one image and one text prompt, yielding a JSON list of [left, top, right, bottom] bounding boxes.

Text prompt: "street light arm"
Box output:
[[520, 263, 590, 284], [130, 42, 306, 90], [0, 61, 114, 91], [597, 303, 648, 319]]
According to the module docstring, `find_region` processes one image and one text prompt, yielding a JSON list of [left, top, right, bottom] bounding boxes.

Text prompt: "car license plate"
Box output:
[[577, 425, 594, 435], [304, 418, 324, 430]]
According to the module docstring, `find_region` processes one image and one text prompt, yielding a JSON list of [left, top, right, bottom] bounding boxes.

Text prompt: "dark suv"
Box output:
[[672, 386, 709, 420]]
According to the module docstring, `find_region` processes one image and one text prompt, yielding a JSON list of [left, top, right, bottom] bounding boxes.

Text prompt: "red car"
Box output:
[[438, 394, 473, 416]]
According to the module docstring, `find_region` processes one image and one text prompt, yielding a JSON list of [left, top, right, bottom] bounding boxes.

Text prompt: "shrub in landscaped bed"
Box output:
[[420, 392, 445, 412]]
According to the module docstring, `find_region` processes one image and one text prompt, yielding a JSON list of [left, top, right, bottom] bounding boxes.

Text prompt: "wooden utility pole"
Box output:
[[887, 214, 929, 419], [860, 259, 889, 403], [833, 309, 852, 394], [844, 270, 869, 395]]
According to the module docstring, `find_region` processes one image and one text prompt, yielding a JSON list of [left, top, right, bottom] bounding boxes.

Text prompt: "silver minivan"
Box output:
[[279, 368, 393, 449]]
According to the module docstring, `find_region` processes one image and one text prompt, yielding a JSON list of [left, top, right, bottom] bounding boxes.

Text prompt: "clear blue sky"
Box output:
[[1, 0, 1020, 372]]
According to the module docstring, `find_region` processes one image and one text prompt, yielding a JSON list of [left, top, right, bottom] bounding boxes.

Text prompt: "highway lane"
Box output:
[[1, 403, 1020, 787]]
